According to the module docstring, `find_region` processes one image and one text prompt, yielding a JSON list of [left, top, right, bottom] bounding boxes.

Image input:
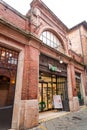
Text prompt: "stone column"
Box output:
[[67, 64, 73, 111], [69, 63, 80, 111], [70, 63, 77, 96], [11, 50, 24, 130], [67, 63, 80, 111]]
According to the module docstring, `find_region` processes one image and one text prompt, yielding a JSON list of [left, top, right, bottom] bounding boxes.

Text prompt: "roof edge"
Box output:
[[0, 0, 26, 20], [30, 0, 69, 31], [69, 21, 87, 31]]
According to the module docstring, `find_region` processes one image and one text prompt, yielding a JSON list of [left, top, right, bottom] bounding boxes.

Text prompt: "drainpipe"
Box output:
[[78, 27, 84, 63]]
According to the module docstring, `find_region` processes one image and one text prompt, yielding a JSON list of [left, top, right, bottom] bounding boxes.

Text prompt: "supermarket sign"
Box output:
[[53, 95, 63, 109], [48, 64, 61, 72]]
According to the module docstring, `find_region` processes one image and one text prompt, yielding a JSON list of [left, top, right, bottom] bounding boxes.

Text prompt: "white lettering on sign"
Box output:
[[49, 64, 61, 72]]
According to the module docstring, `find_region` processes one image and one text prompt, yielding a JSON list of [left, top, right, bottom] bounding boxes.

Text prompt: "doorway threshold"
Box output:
[[0, 105, 12, 110], [39, 110, 69, 123]]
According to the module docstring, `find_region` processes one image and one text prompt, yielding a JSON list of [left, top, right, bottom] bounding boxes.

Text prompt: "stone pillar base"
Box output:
[[19, 99, 39, 130], [8, 129, 16, 130], [69, 99, 74, 112], [69, 97, 80, 112], [84, 96, 87, 105], [73, 96, 80, 111]]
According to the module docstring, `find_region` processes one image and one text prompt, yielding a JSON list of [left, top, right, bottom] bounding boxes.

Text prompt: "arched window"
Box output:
[[40, 31, 64, 52]]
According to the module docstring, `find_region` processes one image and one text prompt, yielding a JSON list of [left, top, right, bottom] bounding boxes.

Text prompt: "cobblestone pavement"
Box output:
[[29, 106, 87, 130]]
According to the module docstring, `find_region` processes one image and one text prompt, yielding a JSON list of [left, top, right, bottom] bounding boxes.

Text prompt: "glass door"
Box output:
[[47, 82, 53, 109], [76, 76, 84, 106], [57, 77, 69, 111], [38, 82, 48, 112], [39, 81, 57, 111]]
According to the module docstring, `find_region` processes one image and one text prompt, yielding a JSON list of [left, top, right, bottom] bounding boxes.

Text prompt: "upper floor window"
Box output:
[[0, 46, 19, 70], [40, 31, 64, 52]]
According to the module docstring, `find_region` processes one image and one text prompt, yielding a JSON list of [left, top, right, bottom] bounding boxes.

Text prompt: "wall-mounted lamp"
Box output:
[[60, 60, 63, 64], [59, 57, 63, 64], [11, 80, 15, 84]]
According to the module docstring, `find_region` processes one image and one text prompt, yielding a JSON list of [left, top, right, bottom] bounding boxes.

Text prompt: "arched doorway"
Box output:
[[75, 72, 84, 106], [0, 76, 13, 129], [0, 76, 10, 107], [0, 46, 19, 130]]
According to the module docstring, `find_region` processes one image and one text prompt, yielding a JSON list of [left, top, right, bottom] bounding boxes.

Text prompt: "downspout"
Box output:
[[78, 26, 84, 63]]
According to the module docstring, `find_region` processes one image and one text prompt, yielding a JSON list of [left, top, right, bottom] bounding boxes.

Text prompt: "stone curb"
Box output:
[[39, 112, 70, 123]]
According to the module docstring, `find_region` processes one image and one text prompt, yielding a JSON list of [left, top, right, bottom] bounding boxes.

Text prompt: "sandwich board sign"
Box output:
[[53, 95, 63, 109]]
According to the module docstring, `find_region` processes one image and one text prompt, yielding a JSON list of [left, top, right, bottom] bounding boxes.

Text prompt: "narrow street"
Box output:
[[29, 106, 87, 130]]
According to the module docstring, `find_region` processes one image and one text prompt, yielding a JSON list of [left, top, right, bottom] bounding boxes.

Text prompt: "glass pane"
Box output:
[[43, 37, 47, 44], [54, 43, 57, 48], [54, 36, 57, 43], [48, 83, 52, 109], [51, 33, 54, 41], [43, 84, 48, 110], [47, 39, 50, 46], [47, 31, 50, 39], [57, 39, 60, 45], [43, 31, 46, 37], [53, 83, 56, 95], [51, 42, 54, 48], [0, 46, 18, 69]]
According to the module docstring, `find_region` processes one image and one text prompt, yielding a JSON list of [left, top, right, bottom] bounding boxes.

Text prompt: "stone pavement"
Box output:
[[28, 106, 87, 130]]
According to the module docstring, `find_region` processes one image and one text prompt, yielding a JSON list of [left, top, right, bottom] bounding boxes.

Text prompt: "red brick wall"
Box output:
[[0, 2, 26, 30], [81, 27, 87, 64], [69, 50, 83, 63], [68, 28, 83, 55], [70, 63, 77, 96], [27, 0, 69, 54], [21, 45, 39, 100]]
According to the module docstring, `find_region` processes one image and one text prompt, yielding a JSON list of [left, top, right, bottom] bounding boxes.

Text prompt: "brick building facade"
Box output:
[[0, 0, 87, 129]]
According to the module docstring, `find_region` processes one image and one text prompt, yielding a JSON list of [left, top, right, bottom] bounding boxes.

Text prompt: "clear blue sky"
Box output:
[[2, 0, 87, 28]]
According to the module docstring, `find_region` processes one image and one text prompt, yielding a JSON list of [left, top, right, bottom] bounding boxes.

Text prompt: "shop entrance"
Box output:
[[0, 76, 10, 107], [0, 46, 18, 130], [75, 72, 84, 106], [38, 73, 69, 112]]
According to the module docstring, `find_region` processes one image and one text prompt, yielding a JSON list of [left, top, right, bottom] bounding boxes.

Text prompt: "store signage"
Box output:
[[53, 95, 63, 109], [48, 64, 61, 72]]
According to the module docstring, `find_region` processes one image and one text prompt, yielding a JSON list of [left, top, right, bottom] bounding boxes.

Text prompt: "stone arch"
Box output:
[[0, 69, 11, 78], [38, 26, 67, 52], [0, 75, 10, 107], [0, 75, 10, 81]]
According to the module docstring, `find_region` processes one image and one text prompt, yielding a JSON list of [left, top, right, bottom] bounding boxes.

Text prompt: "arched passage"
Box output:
[[0, 76, 10, 107], [0, 46, 19, 130]]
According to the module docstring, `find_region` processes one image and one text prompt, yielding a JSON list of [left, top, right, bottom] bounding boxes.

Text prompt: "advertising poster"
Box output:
[[53, 95, 63, 109]]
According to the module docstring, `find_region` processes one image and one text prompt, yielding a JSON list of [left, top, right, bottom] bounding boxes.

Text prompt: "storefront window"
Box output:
[[38, 73, 67, 111]]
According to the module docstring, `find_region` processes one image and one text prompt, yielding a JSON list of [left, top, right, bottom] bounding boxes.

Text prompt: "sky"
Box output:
[[2, 0, 87, 28]]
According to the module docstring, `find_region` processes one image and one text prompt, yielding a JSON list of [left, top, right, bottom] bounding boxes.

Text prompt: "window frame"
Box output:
[[40, 31, 64, 51]]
